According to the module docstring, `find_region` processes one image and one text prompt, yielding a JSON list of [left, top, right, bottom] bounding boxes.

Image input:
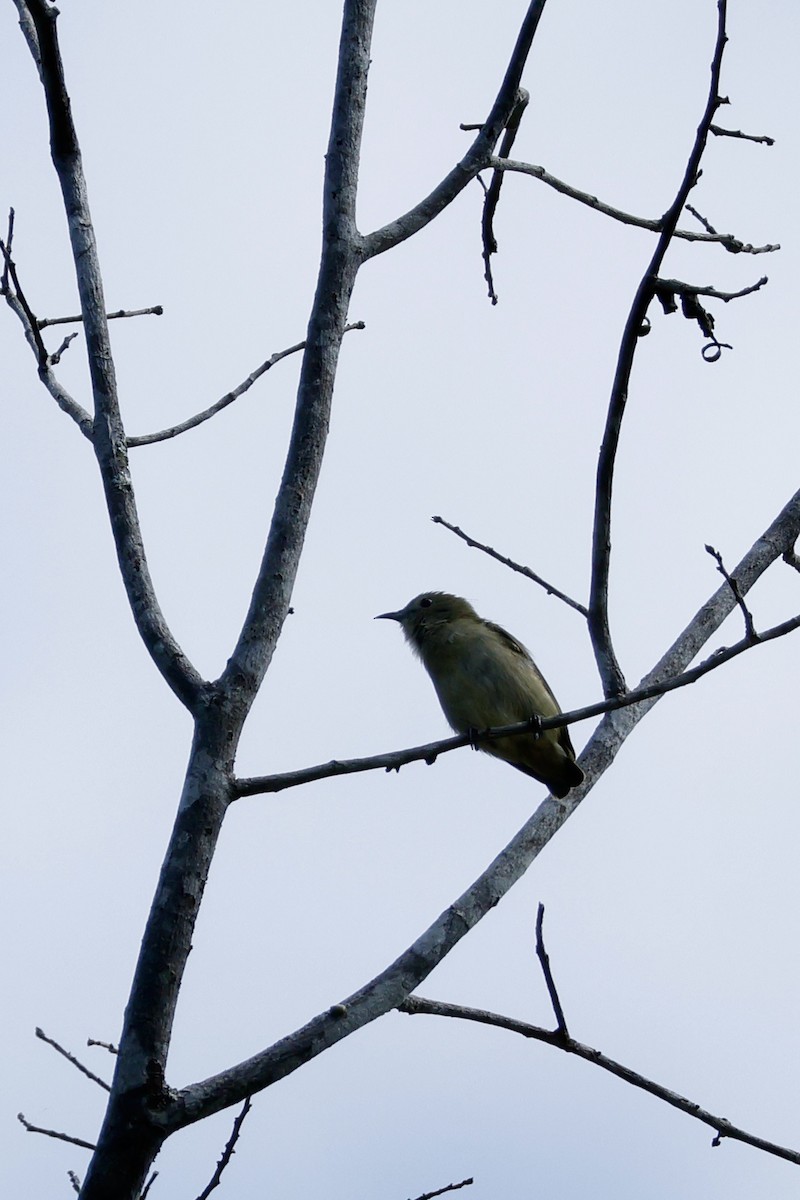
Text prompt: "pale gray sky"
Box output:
[[3, 2, 800, 1197]]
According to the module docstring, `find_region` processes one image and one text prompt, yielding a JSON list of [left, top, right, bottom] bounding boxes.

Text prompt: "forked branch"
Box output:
[[18, 0, 204, 712], [589, 0, 730, 697]]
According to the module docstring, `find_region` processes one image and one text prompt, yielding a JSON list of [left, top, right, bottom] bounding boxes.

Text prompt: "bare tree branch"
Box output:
[[87, 1039, 119, 1056], [36, 1026, 111, 1092], [1, 235, 50, 364], [431, 515, 588, 616], [162, 488, 800, 1128], [589, 0, 729, 698], [78, 3, 381, 1194], [480, 87, 530, 303], [710, 123, 775, 145], [38, 305, 163, 328], [127, 322, 365, 448], [398, 996, 800, 1167], [2, 285, 94, 436], [140, 1172, 158, 1199], [705, 544, 757, 641], [411, 1179, 474, 1200], [655, 275, 768, 304], [534, 905, 568, 1038], [235, 595, 800, 797], [486, 158, 779, 255], [194, 1098, 252, 1200], [19, 0, 204, 713], [362, 1, 549, 260], [17, 1112, 95, 1152]]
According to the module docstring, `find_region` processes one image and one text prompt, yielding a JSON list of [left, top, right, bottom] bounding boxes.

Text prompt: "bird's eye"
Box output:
[[419, 597, 432, 608]]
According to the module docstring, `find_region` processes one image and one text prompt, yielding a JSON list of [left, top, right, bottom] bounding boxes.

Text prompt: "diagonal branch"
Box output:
[[36, 1026, 111, 1092], [18, 0, 204, 712], [534, 904, 568, 1038], [480, 87, 530, 303], [216, 3, 374, 707], [2, 275, 94, 437], [589, 0, 729, 698], [127, 322, 365, 448], [412, 1180, 474, 1200], [431, 514, 588, 616], [235, 598, 800, 797], [17, 1112, 96, 1152], [361, 0, 549, 260], [706, 544, 757, 640], [165, 487, 800, 1127], [194, 1097, 252, 1200], [398, 996, 800, 1167], [485, 158, 779, 255]]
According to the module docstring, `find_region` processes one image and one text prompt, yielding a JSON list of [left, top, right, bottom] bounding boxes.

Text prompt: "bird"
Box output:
[[376, 592, 584, 798]]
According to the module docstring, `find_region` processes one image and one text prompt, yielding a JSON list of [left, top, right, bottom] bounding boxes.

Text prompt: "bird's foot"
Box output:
[[527, 714, 543, 738]]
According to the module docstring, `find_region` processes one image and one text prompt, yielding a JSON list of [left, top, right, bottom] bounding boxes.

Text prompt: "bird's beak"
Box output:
[[375, 610, 403, 621]]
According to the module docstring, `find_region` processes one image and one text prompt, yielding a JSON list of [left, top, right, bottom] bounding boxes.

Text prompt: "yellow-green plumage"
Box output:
[[377, 592, 583, 798]]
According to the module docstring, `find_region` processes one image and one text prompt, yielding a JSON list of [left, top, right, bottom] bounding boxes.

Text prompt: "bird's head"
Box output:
[[375, 591, 478, 650]]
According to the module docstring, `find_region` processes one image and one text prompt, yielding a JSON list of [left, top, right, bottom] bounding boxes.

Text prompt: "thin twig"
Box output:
[[705, 545, 757, 641], [481, 87, 529, 303], [38, 305, 163, 328], [589, 0, 730, 698], [534, 904, 568, 1037], [432, 515, 587, 616], [410, 1179, 474, 1200], [0, 237, 49, 364], [49, 330, 79, 363], [127, 323, 365, 448], [685, 203, 718, 234], [194, 1097, 252, 1200], [87, 1038, 119, 1055], [17, 1112, 96, 1151], [1, 206, 14, 290], [362, 1, 549, 259], [656, 275, 768, 304], [235, 605, 800, 797], [36, 1027, 111, 1091], [398, 996, 800, 1167], [2, 287, 94, 435], [140, 1171, 159, 1199], [486, 158, 779, 256], [710, 124, 775, 145], [68, 1170, 82, 1194]]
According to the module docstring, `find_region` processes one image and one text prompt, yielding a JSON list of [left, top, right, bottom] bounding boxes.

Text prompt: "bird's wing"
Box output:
[[484, 619, 564, 712]]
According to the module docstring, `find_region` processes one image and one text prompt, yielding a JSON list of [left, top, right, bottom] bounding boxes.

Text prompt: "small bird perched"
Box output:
[[376, 592, 583, 798]]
